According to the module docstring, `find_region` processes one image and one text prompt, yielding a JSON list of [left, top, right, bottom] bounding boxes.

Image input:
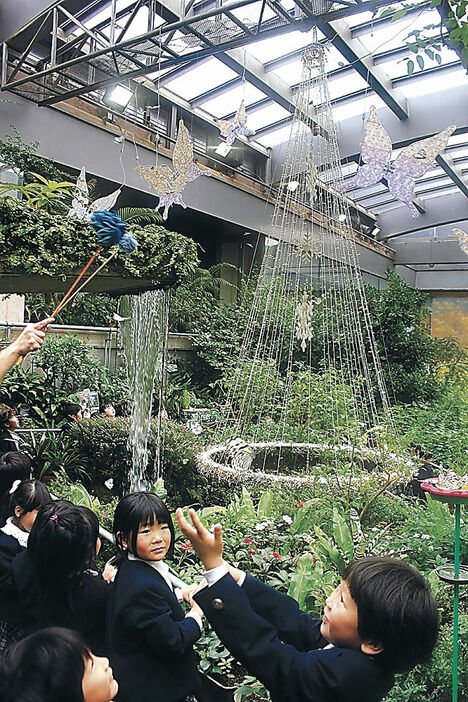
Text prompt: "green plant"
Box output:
[[0, 126, 72, 184], [0, 196, 198, 287], [380, 1, 468, 73], [0, 172, 74, 212], [117, 207, 162, 225], [24, 291, 118, 327], [20, 430, 87, 481]]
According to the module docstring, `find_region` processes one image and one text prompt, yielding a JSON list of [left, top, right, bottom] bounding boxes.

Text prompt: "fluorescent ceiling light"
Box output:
[[215, 142, 232, 157], [287, 180, 299, 191], [103, 84, 133, 110], [338, 213, 347, 222]]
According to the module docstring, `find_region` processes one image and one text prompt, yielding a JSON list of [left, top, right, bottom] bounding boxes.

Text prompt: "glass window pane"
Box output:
[[164, 58, 238, 100], [200, 84, 267, 117], [247, 104, 291, 130]]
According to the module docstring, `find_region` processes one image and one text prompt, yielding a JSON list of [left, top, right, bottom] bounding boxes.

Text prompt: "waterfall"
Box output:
[[119, 290, 169, 491]]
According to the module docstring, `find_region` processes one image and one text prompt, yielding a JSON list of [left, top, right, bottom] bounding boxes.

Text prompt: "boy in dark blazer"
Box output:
[[177, 508, 439, 702]]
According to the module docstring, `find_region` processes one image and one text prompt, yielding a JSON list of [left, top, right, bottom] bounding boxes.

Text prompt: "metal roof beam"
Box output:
[[436, 153, 468, 198], [316, 17, 409, 120]]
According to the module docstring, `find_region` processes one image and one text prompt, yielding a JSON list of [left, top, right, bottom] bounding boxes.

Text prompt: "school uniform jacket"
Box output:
[[12, 550, 110, 654], [106, 558, 201, 702], [0, 532, 24, 626], [194, 573, 394, 702]]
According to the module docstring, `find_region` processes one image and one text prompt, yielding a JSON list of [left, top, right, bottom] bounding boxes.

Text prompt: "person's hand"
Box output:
[[181, 583, 199, 604], [102, 559, 118, 583], [176, 508, 223, 571], [11, 318, 54, 357], [190, 601, 204, 620]]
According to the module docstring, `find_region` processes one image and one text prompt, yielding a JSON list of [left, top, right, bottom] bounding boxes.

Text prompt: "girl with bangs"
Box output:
[[106, 492, 207, 702]]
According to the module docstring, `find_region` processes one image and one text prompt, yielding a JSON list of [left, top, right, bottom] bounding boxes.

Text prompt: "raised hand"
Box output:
[[176, 508, 223, 571], [12, 318, 54, 356]]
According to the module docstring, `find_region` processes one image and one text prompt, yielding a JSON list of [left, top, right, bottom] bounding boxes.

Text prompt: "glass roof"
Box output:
[[25, 0, 467, 223]]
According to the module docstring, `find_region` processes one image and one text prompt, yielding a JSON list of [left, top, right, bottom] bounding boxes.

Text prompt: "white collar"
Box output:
[[128, 553, 173, 590], [1, 517, 29, 548]]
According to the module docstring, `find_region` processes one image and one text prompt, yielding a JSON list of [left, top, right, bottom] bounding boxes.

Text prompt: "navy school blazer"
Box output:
[[0, 532, 25, 626], [106, 558, 201, 702], [194, 573, 394, 702]]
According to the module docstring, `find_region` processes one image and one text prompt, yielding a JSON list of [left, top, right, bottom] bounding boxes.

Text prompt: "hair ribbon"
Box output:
[[9, 479, 21, 495], [50, 514, 59, 524]]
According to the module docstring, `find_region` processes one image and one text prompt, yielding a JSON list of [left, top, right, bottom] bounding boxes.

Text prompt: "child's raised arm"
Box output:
[[175, 508, 223, 571]]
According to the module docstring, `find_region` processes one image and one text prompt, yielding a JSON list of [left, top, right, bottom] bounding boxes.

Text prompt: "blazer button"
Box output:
[[211, 598, 224, 610]]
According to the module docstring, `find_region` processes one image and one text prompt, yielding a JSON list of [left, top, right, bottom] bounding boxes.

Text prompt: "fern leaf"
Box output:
[[117, 207, 162, 224]]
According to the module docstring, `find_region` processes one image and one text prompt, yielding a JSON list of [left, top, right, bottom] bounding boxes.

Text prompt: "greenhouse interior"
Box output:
[[0, 0, 467, 700]]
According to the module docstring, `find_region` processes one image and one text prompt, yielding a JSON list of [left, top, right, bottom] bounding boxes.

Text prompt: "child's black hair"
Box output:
[[79, 505, 101, 565], [113, 492, 175, 560], [0, 451, 32, 496], [28, 501, 97, 608], [0, 403, 14, 427], [343, 556, 439, 674], [0, 451, 32, 513], [0, 627, 90, 702], [5, 479, 51, 524], [62, 402, 82, 419]]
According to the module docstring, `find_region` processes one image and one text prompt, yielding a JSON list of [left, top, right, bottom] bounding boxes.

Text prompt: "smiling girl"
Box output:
[[106, 492, 204, 702]]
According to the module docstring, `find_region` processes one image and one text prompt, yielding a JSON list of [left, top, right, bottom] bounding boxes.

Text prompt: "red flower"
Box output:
[[180, 541, 192, 552], [312, 557, 317, 564], [295, 501, 304, 508], [243, 538, 253, 544], [248, 549, 257, 554], [273, 552, 282, 561]]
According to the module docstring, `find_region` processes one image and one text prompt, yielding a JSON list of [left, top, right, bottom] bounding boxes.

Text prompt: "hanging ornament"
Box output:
[[137, 120, 209, 220], [305, 152, 318, 207], [295, 231, 322, 262], [340, 106, 456, 218], [67, 166, 121, 220], [216, 100, 255, 148], [453, 228, 468, 255], [295, 289, 319, 352]]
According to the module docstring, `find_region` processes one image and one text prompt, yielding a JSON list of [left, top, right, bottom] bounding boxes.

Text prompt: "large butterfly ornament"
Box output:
[[137, 120, 209, 220], [67, 167, 121, 220], [217, 100, 255, 147], [340, 106, 456, 218], [453, 228, 468, 255]]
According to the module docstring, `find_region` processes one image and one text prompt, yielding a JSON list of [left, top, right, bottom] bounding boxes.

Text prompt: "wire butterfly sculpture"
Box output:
[[340, 106, 456, 218], [217, 100, 255, 147], [453, 228, 468, 255], [137, 120, 209, 220], [67, 167, 121, 220]]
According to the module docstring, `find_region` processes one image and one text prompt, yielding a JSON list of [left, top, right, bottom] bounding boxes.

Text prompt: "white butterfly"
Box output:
[[137, 120, 209, 220], [217, 100, 255, 147], [453, 228, 468, 255], [67, 166, 121, 220]]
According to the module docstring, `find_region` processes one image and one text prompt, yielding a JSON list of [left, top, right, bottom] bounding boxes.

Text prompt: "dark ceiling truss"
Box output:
[[1, 0, 413, 109]]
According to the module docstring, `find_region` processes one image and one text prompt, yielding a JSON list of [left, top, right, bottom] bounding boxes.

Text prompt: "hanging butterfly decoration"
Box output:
[[216, 100, 255, 148], [340, 106, 456, 218], [67, 166, 121, 220], [137, 120, 210, 220], [453, 228, 468, 255]]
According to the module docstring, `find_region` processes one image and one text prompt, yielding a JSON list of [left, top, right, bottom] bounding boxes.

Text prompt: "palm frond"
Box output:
[[117, 207, 162, 225]]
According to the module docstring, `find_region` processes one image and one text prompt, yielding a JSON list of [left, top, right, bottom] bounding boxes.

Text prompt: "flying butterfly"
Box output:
[[67, 166, 121, 220]]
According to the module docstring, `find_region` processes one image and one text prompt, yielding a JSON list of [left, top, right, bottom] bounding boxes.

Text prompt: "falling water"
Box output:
[[119, 290, 169, 491]]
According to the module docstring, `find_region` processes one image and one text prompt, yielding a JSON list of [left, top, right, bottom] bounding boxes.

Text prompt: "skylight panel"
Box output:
[[448, 146, 468, 159], [333, 95, 385, 123], [200, 83, 267, 117], [327, 73, 368, 100], [343, 11, 375, 27], [248, 28, 325, 63], [273, 59, 305, 85], [164, 59, 238, 101], [256, 124, 293, 147], [398, 66, 467, 98], [246, 104, 291, 131]]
